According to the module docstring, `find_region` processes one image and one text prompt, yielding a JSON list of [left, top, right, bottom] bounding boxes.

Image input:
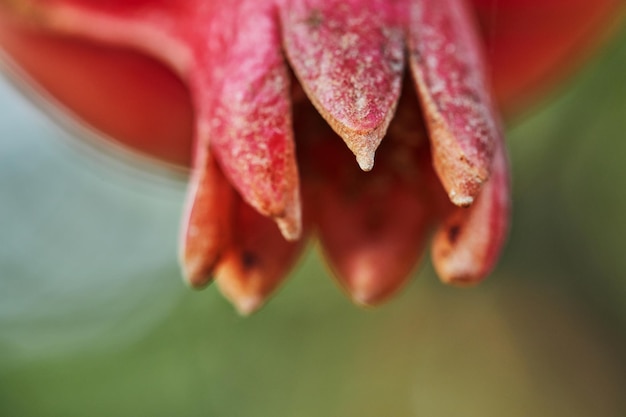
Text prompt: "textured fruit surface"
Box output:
[[0, 0, 622, 312]]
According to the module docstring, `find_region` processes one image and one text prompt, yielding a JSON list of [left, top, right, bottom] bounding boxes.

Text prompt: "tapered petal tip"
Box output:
[[434, 258, 489, 287], [449, 192, 475, 208], [442, 273, 485, 288], [349, 276, 396, 307], [342, 128, 386, 171], [338, 259, 417, 307], [215, 262, 266, 315], [355, 149, 375, 172], [231, 295, 265, 316], [276, 218, 300, 242], [180, 252, 215, 289], [330, 253, 416, 307], [215, 265, 268, 316], [274, 197, 303, 241]]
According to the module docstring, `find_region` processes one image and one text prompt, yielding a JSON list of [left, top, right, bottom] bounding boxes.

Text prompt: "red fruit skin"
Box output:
[[0, 15, 194, 166], [472, 0, 624, 115], [0, 0, 623, 166]]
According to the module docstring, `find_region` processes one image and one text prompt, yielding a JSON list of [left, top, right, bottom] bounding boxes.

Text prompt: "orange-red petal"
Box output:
[[180, 150, 233, 289], [300, 94, 435, 305], [431, 137, 509, 285], [215, 195, 308, 315]]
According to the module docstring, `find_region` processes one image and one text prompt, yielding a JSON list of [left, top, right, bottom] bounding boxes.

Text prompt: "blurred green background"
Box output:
[[1, 25, 625, 417]]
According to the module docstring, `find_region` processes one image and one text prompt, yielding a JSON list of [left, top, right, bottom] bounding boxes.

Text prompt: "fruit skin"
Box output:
[[0, 0, 622, 313]]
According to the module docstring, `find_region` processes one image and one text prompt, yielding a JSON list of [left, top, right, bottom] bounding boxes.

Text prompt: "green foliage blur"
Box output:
[[1, 25, 625, 417]]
